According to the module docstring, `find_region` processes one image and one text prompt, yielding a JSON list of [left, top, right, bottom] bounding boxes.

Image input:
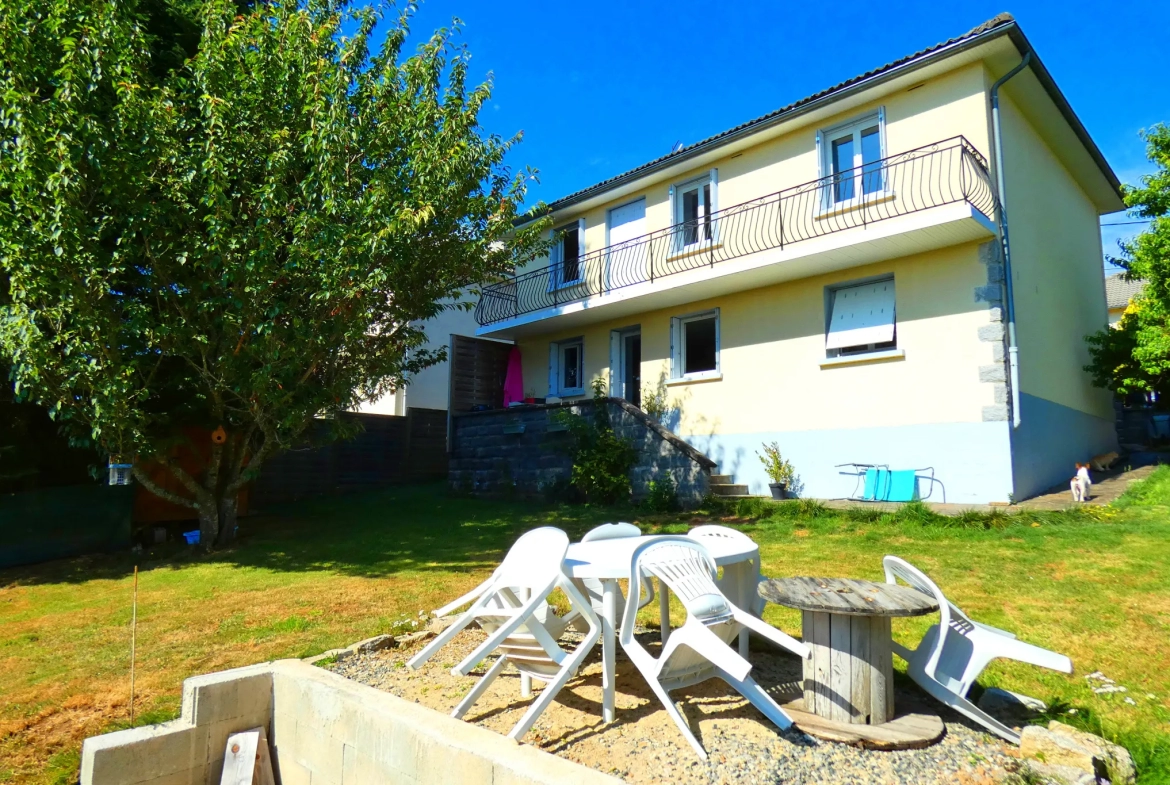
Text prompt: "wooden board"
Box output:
[[219, 727, 275, 785], [777, 695, 945, 750], [759, 577, 938, 617]]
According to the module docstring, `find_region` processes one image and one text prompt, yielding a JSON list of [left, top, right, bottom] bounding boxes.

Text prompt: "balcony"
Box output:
[[476, 137, 998, 335]]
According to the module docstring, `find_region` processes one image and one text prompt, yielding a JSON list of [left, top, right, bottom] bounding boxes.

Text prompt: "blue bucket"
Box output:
[[182, 530, 200, 545]]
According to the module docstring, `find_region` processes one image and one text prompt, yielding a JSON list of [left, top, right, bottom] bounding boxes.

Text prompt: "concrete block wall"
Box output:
[[81, 663, 274, 785], [449, 397, 715, 506], [81, 660, 622, 785]]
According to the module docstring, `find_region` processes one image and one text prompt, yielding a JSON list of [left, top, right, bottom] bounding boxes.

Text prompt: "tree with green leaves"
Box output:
[[1086, 124, 1170, 402], [0, 0, 546, 546]]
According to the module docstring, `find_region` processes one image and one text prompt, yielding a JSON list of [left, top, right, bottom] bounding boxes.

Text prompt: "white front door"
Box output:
[[606, 198, 646, 290]]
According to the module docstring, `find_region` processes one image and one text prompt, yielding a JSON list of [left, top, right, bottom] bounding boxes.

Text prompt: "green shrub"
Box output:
[[555, 379, 638, 505], [642, 474, 680, 512]]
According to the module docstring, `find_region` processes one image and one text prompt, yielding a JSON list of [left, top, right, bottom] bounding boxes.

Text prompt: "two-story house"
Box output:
[[472, 14, 1122, 504]]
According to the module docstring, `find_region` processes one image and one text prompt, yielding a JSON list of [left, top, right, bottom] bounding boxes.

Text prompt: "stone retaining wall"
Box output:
[[449, 398, 715, 506], [80, 660, 621, 785]]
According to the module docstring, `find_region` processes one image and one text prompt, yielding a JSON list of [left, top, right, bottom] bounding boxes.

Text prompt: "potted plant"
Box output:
[[757, 441, 795, 500]]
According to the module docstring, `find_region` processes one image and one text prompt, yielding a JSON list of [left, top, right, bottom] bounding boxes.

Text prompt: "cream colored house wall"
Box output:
[[526, 63, 993, 280], [515, 240, 1018, 503], [521, 242, 992, 432], [999, 93, 1112, 418], [357, 301, 482, 414], [995, 90, 1117, 498]]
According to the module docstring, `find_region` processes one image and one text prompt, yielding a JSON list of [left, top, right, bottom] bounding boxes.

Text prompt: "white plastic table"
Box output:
[[563, 534, 760, 723]]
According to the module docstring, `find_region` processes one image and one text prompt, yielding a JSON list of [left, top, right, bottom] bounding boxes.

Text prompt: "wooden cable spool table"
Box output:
[[758, 576, 946, 749]]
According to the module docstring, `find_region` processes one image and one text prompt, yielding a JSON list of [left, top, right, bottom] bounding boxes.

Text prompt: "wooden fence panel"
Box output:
[[448, 334, 513, 414], [249, 408, 448, 508]]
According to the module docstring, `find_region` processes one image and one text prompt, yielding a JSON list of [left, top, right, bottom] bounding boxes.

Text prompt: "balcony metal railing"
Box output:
[[476, 136, 996, 327]]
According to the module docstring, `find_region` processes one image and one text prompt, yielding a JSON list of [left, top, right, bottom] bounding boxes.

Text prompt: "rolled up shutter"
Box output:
[[826, 280, 895, 350]]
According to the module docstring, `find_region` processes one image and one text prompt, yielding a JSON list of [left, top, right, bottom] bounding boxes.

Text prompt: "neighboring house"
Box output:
[[1105, 272, 1144, 326], [472, 14, 1123, 504], [357, 302, 483, 415]]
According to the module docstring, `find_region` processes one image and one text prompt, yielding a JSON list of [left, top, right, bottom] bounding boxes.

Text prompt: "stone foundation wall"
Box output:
[[449, 398, 715, 506]]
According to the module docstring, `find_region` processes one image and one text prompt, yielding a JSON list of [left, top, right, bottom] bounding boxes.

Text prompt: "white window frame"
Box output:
[[670, 308, 721, 382], [816, 109, 888, 210], [668, 168, 719, 253], [824, 276, 897, 358], [547, 218, 586, 291], [549, 337, 585, 396]]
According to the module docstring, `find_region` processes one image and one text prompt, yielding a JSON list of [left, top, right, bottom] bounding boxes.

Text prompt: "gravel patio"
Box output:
[[328, 628, 1027, 785]]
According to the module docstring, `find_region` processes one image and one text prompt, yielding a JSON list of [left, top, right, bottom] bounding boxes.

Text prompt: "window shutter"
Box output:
[[713, 307, 721, 372], [670, 317, 680, 378], [668, 184, 676, 224], [548, 343, 559, 396], [577, 218, 587, 285], [609, 331, 621, 396], [708, 168, 720, 242], [826, 280, 896, 349], [546, 228, 559, 292], [877, 106, 887, 158]]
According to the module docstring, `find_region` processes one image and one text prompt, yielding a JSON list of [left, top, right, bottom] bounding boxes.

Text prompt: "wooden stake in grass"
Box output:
[[130, 565, 138, 726]]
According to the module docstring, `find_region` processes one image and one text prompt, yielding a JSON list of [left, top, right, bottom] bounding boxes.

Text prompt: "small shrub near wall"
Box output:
[[555, 380, 638, 504], [642, 474, 680, 513]]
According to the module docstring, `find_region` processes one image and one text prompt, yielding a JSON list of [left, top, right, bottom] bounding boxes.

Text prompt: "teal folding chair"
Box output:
[[838, 464, 936, 502]]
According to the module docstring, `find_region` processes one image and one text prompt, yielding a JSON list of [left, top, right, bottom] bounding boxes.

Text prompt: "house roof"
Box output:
[[520, 14, 1121, 222], [1105, 273, 1145, 310]]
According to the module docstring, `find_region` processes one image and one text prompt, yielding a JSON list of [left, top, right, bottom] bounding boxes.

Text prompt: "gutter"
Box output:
[[990, 52, 1032, 429]]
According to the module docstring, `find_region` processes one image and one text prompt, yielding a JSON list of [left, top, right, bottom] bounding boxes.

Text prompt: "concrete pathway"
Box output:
[[815, 456, 1165, 516]]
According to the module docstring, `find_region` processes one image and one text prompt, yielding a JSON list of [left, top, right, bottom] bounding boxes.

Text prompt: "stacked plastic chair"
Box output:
[[407, 527, 600, 741]]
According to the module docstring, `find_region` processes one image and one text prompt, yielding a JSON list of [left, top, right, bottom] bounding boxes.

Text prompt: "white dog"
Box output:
[[1070, 463, 1092, 502]]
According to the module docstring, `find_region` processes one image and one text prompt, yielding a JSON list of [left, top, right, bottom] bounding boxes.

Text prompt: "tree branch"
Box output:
[[131, 465, 198, 509]]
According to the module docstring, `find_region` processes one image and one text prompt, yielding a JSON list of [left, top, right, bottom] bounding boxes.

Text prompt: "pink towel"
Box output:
[[502, 345, 524, 406]]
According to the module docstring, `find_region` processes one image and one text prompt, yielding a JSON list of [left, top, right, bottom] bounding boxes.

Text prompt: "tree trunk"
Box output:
[[216, 494, 238, 547], [197, 503, 219, 547]]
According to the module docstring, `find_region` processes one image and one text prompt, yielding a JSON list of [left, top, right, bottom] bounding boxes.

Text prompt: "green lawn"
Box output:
[[1, 473, 1168, 784]]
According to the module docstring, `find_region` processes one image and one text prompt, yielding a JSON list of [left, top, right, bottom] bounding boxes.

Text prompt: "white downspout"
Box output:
[[990, 52, 1031, 429]]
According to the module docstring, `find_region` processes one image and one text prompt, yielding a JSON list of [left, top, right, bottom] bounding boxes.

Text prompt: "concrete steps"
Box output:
[[708, 472, 761, 500]]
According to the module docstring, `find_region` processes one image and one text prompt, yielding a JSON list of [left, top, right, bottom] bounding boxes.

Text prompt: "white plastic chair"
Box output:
[[566, 522, 654, 632], [407, 528, 600, 741], [883, 555, 1073, 743], [620, 537, 811, 760], [686, 525, 764, 656]]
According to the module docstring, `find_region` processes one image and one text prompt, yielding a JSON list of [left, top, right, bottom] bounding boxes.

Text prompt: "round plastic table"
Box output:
[[563, 534, 759, 723]]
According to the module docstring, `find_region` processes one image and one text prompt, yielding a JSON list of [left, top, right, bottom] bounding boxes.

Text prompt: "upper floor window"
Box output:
[[671, 169, 719, 251], [671, 309, 720, 380], [825, 278, 896, 357], [819, 110, 886, 206], [549, 219, 585, 289]]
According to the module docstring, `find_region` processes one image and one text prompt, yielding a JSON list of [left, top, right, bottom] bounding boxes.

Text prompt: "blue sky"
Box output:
[[384, 0, 1167, 270]]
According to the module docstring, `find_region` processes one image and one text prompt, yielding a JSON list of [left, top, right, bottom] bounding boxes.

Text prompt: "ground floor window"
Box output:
[[825, 278, 896, 357], [671, 309, 720, 380], [549, 338, 585, 396]]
